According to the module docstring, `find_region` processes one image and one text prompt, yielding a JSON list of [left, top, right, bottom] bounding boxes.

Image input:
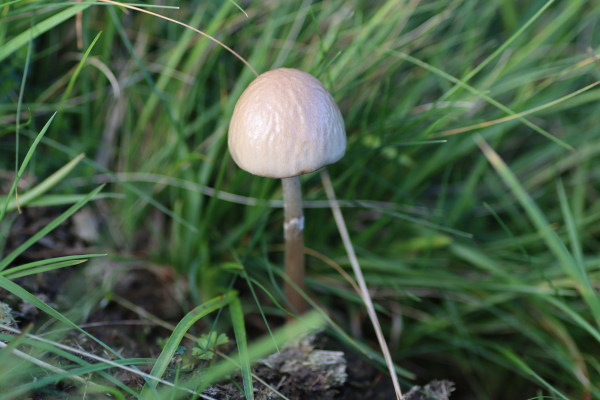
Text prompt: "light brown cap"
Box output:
[[228, 68, 346, 179]]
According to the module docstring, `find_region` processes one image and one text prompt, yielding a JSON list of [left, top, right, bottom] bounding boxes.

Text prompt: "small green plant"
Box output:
[[0, 302, 16, 331], [192, 332, 230, 361]]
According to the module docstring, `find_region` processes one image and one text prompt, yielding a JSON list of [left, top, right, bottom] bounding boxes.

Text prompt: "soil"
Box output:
[[0, 205, 455, 400]]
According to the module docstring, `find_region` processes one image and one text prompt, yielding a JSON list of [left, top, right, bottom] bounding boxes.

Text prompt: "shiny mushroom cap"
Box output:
[[228, 68, 346, 179]]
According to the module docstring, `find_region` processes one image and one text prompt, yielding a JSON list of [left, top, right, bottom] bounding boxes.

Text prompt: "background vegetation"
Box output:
[[2, 0, 600, 398]]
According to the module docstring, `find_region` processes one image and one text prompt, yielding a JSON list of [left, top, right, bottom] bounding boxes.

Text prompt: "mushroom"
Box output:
[[228, 68, 346, 315]]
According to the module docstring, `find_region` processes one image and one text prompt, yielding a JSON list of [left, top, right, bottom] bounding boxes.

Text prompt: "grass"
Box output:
[[1, 0, 600, 399]]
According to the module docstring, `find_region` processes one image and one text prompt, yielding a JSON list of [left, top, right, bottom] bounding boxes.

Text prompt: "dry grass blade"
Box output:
[[321, 168, 403, 400], [95, 0, 258, 77]]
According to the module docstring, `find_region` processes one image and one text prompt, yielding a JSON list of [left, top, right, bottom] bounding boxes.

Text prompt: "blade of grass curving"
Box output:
[[229, 297, 253, 400], [1, 193, 123, 211], [6, 154, 85, 210], [55, 32, 102, 128], [139, 293, 236, 399], [227, 0, 247, 17], [321, 168, 403, 400], [4, 259, 87, 279], [0, 184, 104, 272], [1, 254, 105, 276], [475, 136, 600, 327], [0, 5, 89, 63], [385, 50, 576, 152], [0, 113, 56, 226]]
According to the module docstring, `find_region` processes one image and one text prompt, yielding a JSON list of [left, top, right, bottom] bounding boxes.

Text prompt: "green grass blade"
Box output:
[[55, 32, 102, 128], [229, 296, 253, 400], [249, 277, 297, 319], [0, 113, 56, 225], [543, 296, 600, 344], [14, 15, 34, 185], [4, 154, 84, 211], [0, 193, 123, 211], [437, 0, 556, 102], [140, 293, 236, 399], [1, 254, 105, 276], [0, 184, 104, 272], [0, 5, 89, 63], [0, 0, 27, 9], [496, 347, 569, 400], [361, 203, 473, 238], [4, 260, 87, 279], [476, 136, 600, 327], [556, 178, 584, 271], [441, 81, 599, 136], [386, 50, 576, 152]]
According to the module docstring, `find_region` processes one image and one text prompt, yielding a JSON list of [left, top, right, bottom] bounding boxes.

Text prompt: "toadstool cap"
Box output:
[[228, 68, 346, 179]]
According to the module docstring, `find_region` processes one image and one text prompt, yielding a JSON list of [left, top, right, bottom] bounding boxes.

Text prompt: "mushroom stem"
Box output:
[[281, 176, 306, 315]]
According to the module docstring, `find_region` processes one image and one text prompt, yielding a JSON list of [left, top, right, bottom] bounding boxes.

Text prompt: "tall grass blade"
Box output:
[[229, 297, 253, 400]]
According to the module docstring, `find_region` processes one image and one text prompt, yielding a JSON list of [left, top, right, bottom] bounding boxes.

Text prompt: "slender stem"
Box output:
[[281, 176, 305, 315]]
